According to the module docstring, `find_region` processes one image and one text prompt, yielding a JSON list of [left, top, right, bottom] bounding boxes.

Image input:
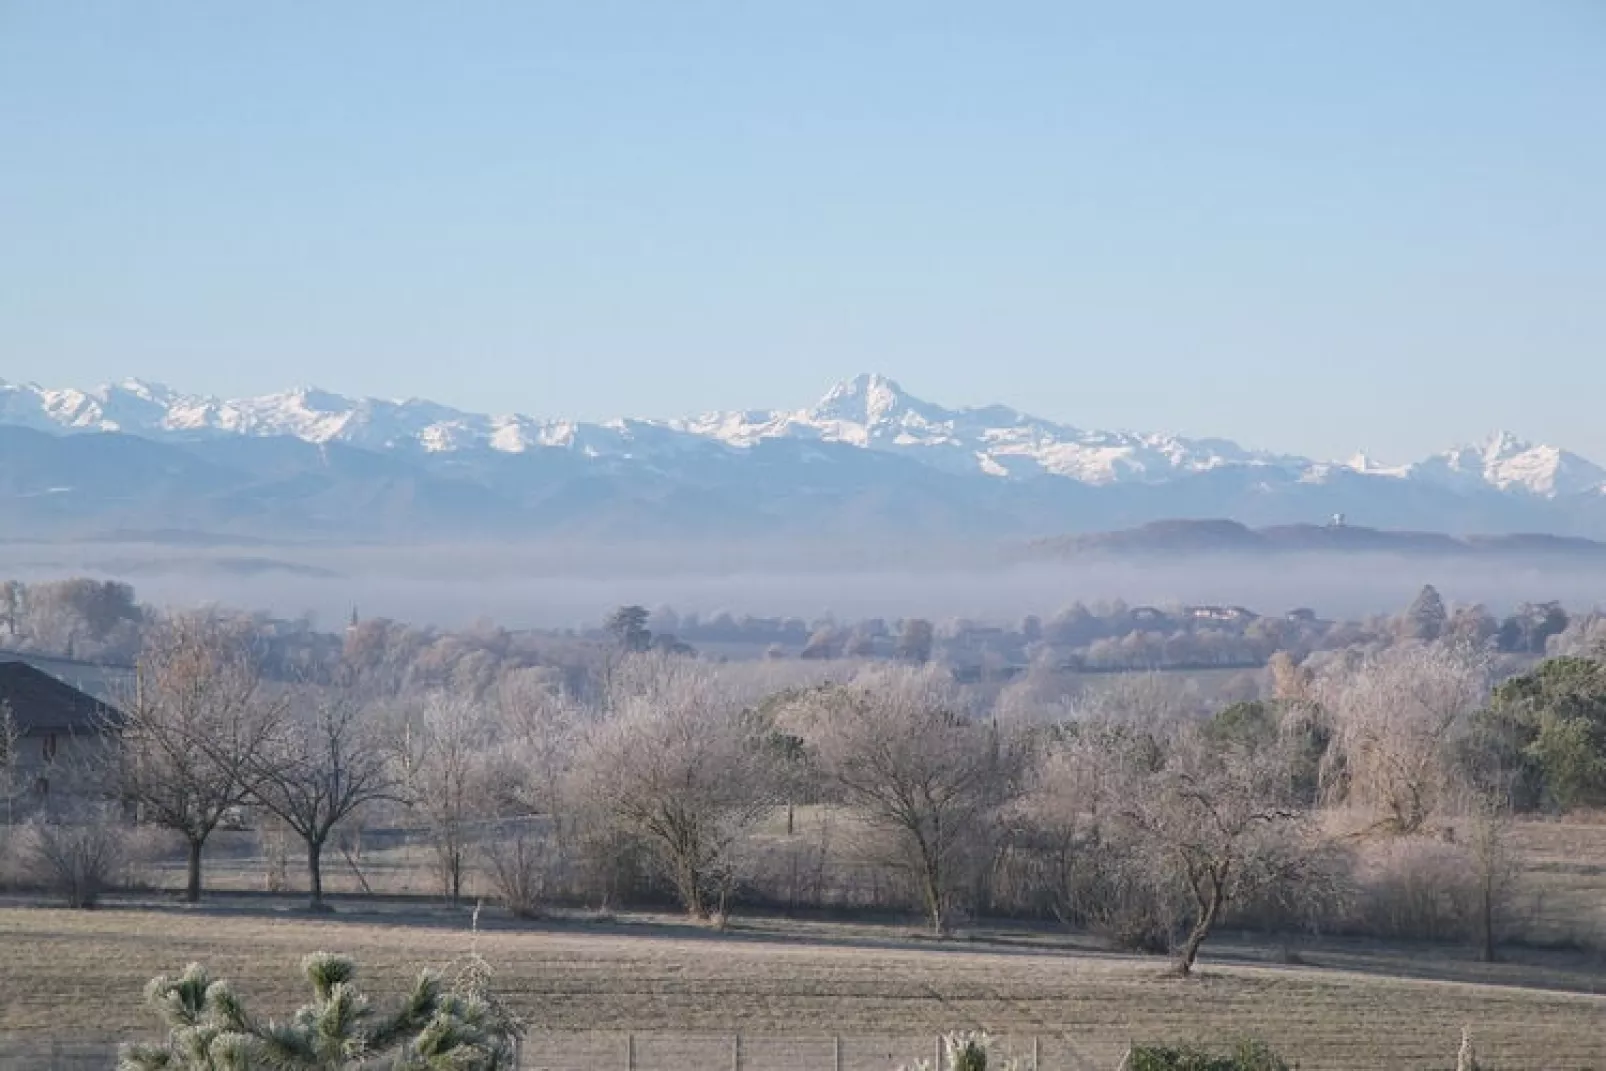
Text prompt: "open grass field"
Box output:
[[1, 903, 1605, 1070], [6, 813, 1606, 1067]]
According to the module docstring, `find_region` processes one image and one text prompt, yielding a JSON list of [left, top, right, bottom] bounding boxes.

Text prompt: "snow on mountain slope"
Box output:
[[1404, 432, 1606, 498], [1, 374, 1602, 497], [677, 373, 1300, 484]]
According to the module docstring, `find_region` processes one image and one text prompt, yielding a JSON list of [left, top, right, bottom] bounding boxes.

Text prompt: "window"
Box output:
[[42, 733, 58, 762], [33, 776, 48, 798]]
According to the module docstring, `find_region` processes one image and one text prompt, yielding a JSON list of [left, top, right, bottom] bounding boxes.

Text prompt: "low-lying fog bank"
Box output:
[[2, 540, 1605, 630]]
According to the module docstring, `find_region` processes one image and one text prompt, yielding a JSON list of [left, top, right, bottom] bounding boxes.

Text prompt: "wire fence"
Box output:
[[0, 1032, 1113, 1071]]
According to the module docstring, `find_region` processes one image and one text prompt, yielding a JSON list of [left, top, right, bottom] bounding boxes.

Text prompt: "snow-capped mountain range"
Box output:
[[1, 372, 1605, 543], [2, 372, 1602, 499]]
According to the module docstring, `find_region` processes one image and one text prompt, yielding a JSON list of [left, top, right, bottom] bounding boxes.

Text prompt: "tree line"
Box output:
[[2, 577, 1601, 692], [18, 600, 1606, 977]]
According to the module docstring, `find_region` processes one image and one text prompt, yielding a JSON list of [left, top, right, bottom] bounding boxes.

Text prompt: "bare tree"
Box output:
[[578, 658, 777, 919], [0, 581, 23, 640], [1267, 651, 1313, 703], [0, 700, 22, 826], [490, 671, 585, 831], [1018, 721, 1180, 949], [796, 666, 1023, 934], [395, 692, 493, 902], [1116, 730, 1314, 976], [26, 577, 141, 659], [1318, 644, 1489, 833], [249, 689, 396, 911], [1074, 671, 1193, 729], [1467, 783, 1520, 963], [112, 613, 286, 902], [488, 672, 601, 910]]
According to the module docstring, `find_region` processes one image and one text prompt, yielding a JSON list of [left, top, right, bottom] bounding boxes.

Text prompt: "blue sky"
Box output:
[[1, 2, 1601, 462]]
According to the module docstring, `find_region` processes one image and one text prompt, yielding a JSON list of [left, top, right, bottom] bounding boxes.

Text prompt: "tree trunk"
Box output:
[[1481, 879, 1496, 963], [307, 838, 328, 912], [923, 864, 946, 936], [920, 822, 947, 936], [1174, 880, 1223, 977], [185, 837, 204, 903], [677, 858, 705, 919]]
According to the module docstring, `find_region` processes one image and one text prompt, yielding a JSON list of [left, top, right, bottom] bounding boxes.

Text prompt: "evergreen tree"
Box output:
[[119, 952, 520, 1071], [1403, 584, 1448, 642], [1474, 655, 1606, 810], [895, 618, 935, 664], [604, 605, 652, 652]]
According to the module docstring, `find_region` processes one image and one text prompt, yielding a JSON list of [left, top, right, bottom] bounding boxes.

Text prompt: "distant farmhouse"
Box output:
[[1184, 605, 1258, 624], [0, 660, 124, 813]]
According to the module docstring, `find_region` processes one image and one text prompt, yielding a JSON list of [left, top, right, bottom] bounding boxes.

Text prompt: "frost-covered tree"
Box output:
[[1318, 644, 1488, 832], [794, 666, 1024, 934], [395, 693, 494, 901], [578, 658, 777, 919], [0, 699, 22, 825], [1115, 731, 1314, 975], [248, 691, 396, 911], [114, 613, 286, 902]]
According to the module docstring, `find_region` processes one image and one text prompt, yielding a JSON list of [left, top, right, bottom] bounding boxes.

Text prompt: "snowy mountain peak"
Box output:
[[1471, 430, 1535, 462], [0, 374, 1602, 499], [812, 373, 917, 426], [1406, 431, 1606, 498], [110, 377, 174, 400]]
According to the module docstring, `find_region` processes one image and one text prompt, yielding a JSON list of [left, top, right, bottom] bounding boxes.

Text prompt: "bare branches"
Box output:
[[1317, 644, 1490, 832], [248, 687, 397, 910], [798, 665, 1025, 934], [394, 691, 496, 901], [113, 612, 287, 901], [0, 700, 22, 825], [578, 656, 779, 919], [1111, 729, 1318, 975]]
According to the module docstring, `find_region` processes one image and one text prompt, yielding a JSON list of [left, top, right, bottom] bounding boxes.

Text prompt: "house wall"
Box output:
[[5, 731, 116, 820]]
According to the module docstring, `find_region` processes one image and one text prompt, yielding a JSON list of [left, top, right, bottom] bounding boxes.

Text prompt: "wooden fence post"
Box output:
[[1032, 1035, 1040, 1071], [833, 1035, 842, 1071], [732, 1033, 741, 1071], [625, 1032, 635, 1071]]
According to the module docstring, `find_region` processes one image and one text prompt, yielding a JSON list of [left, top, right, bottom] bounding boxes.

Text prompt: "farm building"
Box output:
[[0, 659, 123, 814]]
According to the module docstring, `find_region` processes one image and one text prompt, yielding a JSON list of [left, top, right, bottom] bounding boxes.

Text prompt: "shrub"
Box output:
[[481, 828, 548, 918], [1351, 837, 1477, 943], [900, 1032, 1026, 1071], [1080, 844, 1185, 955], [23, 811, 126, 908], [0, 826, 18, 890], [1123, 1039, 1291, 1071]]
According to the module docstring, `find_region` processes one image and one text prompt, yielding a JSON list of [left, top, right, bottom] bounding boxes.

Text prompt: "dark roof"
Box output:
[[0, 661, 122, 734]]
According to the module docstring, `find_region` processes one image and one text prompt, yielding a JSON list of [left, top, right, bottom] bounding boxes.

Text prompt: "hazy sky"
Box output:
[[2, 2, 1602, 463]]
